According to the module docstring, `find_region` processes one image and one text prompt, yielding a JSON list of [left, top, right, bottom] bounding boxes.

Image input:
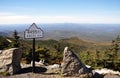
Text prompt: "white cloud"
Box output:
[[0, 12, 13, 16], [0, 12, 120, 24]]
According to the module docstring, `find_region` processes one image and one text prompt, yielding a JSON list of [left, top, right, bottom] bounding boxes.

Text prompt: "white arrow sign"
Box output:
[[24, 23, 43, 39]]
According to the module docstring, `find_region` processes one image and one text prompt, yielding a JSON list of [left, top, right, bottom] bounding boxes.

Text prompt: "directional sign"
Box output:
[[24, 23, 44, 73], [24, 23, 43, 39]]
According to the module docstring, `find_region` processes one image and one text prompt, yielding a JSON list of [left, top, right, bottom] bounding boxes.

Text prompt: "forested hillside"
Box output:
[[0, 34, 120, 71]]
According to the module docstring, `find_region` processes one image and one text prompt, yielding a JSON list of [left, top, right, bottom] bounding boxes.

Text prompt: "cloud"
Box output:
[[0, 12, 13, 16], [0, 12, 120, 24]]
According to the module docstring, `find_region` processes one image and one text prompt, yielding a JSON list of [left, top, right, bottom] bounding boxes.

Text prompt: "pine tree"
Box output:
[[116, 35, 120, 43], [106, 36, 120, 70], [0, 36, 10, 49], [12, 30, 20, 47], [54, 42, 61, 52], [95, 50, 100, 67]]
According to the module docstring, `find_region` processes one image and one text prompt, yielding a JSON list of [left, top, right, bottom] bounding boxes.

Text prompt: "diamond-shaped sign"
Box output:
[[24, 23, 43, 39]]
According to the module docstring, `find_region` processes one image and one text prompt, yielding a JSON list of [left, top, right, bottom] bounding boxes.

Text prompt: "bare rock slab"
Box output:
[[104, 74, 120, 78], [61, 47, 93, 78]]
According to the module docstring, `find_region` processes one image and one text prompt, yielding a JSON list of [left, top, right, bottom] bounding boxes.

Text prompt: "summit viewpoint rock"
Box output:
[[0, 48, 22, 74], [61, 47, 93, 77]]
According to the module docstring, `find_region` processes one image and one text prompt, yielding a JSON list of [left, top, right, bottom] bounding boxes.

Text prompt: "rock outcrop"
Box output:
[[61, 47, 93, 77], [0, 48, 22, 74], [94, 68, 120, 76], [104, 74, 120, 78]]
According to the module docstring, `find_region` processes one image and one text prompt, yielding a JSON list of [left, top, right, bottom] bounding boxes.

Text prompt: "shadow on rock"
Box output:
[[93, 72, 103, 78], [15, 66, 47, 74]]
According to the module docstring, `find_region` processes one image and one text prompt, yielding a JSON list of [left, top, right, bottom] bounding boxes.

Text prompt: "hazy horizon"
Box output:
[[0, 23, 120, 25]]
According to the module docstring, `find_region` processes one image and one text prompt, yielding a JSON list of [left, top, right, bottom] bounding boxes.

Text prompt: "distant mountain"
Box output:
[[60, 37, 108, 51], [42, 23, 120, 42], [0, 32, 9, 37], [0, 23, 120, 42]]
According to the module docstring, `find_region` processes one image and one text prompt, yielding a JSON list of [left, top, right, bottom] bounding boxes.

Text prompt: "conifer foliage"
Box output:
[[12, 30, 20, 47]]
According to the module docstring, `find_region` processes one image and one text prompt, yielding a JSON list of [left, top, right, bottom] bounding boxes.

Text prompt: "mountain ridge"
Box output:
[[0, 23, 120, 42]]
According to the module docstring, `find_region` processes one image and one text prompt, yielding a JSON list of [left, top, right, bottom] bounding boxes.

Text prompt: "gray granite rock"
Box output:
[[0, 48, 22, 74], [104, 74, 120, 78], [61, 47, 93, 77]]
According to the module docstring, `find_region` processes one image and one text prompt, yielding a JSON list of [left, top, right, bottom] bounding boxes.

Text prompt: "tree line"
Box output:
[[0, 30, 120, 71]]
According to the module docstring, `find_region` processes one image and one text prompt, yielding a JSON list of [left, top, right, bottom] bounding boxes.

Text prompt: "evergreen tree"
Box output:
[[109, 38, 120, 62], [35, 47, 50, 63], [12, 30, 20, 47], [85, 51, 91, 65], [0, 36, 10, 49], [54, 42, 61, 52], [116, 35, 120, 43], [95, 50, 101, 67], [105, 36, 120, 70]]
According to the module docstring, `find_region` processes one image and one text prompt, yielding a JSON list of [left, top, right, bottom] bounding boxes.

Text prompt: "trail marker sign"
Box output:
[[24, 23, 43, 73], [24, 23, 43, 39]]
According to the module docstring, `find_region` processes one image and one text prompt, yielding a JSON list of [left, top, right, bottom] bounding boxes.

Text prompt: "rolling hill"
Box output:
[[0, 23, 120, 42]]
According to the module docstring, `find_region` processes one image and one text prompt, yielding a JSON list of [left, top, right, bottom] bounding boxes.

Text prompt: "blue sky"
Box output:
[[0, 0, 120, 24]]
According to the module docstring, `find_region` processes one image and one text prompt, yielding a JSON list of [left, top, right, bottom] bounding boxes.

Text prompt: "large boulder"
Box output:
[[0, 48, 22, 74], [61, 47, 93, 77]]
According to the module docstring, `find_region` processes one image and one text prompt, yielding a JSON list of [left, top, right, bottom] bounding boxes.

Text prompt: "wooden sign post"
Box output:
[[24, 23, 43, 73]]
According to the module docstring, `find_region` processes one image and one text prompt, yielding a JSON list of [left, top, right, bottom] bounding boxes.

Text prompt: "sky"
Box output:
[[0, 0, 120, 24]]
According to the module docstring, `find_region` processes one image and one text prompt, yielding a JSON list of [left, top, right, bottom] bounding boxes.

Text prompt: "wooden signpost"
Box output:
[[24, 23, 43, 73]]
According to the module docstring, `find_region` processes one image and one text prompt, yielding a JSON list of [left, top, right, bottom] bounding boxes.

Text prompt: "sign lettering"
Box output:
[[24, 23, 43, 39]]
